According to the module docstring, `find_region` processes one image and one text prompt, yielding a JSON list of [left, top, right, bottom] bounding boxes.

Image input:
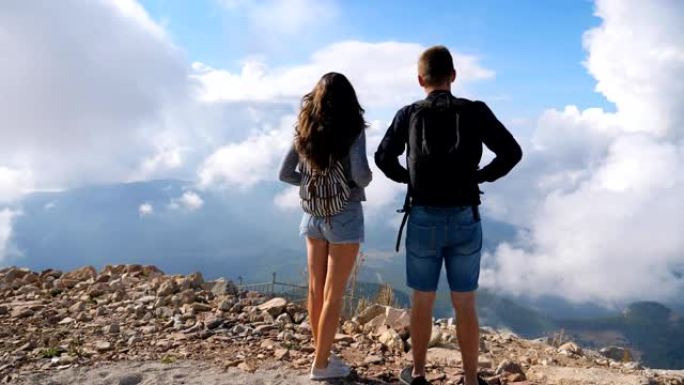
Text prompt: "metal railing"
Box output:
[[237, 272, 356, 317]]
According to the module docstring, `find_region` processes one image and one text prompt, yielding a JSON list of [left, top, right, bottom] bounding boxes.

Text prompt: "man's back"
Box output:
[[375, 90, 522, 207]]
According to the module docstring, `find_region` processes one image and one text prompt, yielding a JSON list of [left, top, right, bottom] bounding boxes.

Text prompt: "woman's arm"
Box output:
[[349, 131, 372, 187], [278, 144, 302, 186]]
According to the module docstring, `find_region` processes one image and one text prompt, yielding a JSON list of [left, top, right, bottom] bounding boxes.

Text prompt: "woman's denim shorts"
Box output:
[[299, 201, 364, 244]]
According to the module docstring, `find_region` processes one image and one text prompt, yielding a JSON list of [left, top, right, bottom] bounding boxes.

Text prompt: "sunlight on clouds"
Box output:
[[169, 191, 204, 211], [138, 202, 154, 217], [481, 0, 684, 305], [0, 209, 21, 262], [191, 41, 494, 107]]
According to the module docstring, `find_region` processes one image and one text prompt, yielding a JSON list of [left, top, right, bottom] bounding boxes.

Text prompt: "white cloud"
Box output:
[[191, 41, 494, 108], [0, 209, 21, 263], [198, 115, 295, 189], [0, 167, 33, 203], [169, 191, 204, 211], [482, 0, 684, 305], [273, 187, 300, 210], [139, 203, 154, 217], [0, 0, 189, 192]]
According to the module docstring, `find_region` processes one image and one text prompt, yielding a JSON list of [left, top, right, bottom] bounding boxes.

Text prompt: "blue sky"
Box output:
[[140, 0, 611, 122]]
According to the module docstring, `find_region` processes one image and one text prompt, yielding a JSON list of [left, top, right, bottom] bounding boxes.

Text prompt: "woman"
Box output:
[[279, 72, 372, 380]]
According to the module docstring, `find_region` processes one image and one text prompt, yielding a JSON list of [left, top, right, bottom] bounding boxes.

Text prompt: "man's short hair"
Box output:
[[418, 45, 454, 87]]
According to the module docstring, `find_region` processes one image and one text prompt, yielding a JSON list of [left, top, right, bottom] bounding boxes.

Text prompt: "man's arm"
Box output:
[[475, 101, 523, 183], [374, 108, 410, 184]]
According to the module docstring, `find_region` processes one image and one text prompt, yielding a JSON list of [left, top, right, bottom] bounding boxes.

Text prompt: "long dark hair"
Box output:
[[295, 72, 366, 171]]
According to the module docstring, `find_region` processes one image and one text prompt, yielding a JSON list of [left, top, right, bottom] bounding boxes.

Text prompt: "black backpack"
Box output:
[[394, 94, 480, 251]]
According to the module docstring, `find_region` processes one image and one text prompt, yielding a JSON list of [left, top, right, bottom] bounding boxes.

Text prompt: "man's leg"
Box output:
[[411, 290, 436, 377], [451, 291, 479, 385]]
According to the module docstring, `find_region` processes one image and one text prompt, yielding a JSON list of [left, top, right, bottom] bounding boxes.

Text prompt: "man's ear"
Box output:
[[418, 74, 426, 87], [451, 69, 457, 83]]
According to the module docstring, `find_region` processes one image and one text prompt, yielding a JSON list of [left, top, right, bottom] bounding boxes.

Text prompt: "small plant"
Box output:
[[160, 355, 176, 364], [374, 283, 395, 307], [355, 297, 370, 318], [549, 329, 569, 347], [40, 347, 60, 358]]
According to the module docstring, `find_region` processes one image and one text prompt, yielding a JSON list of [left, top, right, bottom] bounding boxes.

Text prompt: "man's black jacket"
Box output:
[[374, 90, 522, 206]]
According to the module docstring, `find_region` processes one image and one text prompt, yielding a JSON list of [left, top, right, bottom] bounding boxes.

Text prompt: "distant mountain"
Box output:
[[556, 301, 684, 369]]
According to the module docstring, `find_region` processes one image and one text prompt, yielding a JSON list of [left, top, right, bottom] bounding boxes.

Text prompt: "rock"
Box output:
[[334, 334, 354, 343], [54, 278, 78, 289], [342, 320, 359, 335], [364, 354, 384, 365], [157, 280, 178, 297], [428, 325, 442, 348], [182, 272, 204, 289], [495, 359, 525, 377], [205, 317, 223, 330], [118, 373, 143, 385], [257, 297, 287, 317], [478, 356, 494, 369], [600, 346, 629, 361], [293, 312, 307, 324], [12, 308, 34, 318], [559, 341, 583, 356], [104, 323, 120, 334], [385, 306, 410, 332], [274, 348, 289, 360], [275, 312, 292, 324], [190, 303, 212, 312], [237, 361, 256, 373], [58, 317, 75, 325], [210, 279, 237, 296], [427, 347, 461, 367], [17, 341, 37, 352], [69, 301, 85, 314], [378, 328, 404, 352], [95, 341, 112, 352], [0, 306, 7, 315], [63, 266, 97, 282], [356, 304, 386, 325], [218, 298, 233, 311]]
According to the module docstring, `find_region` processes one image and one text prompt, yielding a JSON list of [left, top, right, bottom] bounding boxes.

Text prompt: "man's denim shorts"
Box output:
[[405, 205, 483, 292], [300, 201, 364, 244]]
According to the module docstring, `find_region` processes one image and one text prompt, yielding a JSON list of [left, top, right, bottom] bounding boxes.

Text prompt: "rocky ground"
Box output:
[[1, 264, 683, 385]]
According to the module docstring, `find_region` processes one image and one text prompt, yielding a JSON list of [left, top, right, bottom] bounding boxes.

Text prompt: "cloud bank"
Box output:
[[481, 0, 684, 305]]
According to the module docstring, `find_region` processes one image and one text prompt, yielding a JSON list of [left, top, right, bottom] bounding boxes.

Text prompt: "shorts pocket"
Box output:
[[406, 222, 437, 258], [454, 222, 483, 256]]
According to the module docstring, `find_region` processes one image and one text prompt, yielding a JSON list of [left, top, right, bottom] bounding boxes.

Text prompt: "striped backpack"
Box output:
[[300, 159, 351, 218]]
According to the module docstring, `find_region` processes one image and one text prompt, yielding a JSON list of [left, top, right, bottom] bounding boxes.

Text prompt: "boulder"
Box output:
[[210, 279, 237, 296], [157, 280, 178, 297], [558, 341, 583, 356], [356, 304, 386, 325], [599, 346, 629, 362], [257, 297, 287, 317], [63, 266, 97, 282], [378, 328, 404, 352]]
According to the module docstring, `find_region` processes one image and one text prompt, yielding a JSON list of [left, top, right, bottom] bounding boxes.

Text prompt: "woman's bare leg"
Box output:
[[312, 242, 359, 369], [306, 236, 328, 345]]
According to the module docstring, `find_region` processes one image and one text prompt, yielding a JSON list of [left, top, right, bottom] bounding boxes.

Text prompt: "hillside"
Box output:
[[2, 264, 684, 384]]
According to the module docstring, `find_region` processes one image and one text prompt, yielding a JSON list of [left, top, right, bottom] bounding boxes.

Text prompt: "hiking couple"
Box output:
[[279, 45, 522, 385]]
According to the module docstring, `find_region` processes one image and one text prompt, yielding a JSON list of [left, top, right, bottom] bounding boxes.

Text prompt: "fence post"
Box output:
[[271, 272, 276, 294]]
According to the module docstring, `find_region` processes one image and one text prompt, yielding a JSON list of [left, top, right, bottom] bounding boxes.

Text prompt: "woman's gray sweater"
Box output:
[[278, 132, 372, 201]]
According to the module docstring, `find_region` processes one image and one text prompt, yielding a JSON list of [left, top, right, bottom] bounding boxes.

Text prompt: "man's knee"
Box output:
[[412, 290, 437, 308], [451, 291, 476, 312]]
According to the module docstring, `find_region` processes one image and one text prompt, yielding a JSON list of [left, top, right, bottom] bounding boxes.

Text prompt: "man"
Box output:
[[375, 45, 522, 385]]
